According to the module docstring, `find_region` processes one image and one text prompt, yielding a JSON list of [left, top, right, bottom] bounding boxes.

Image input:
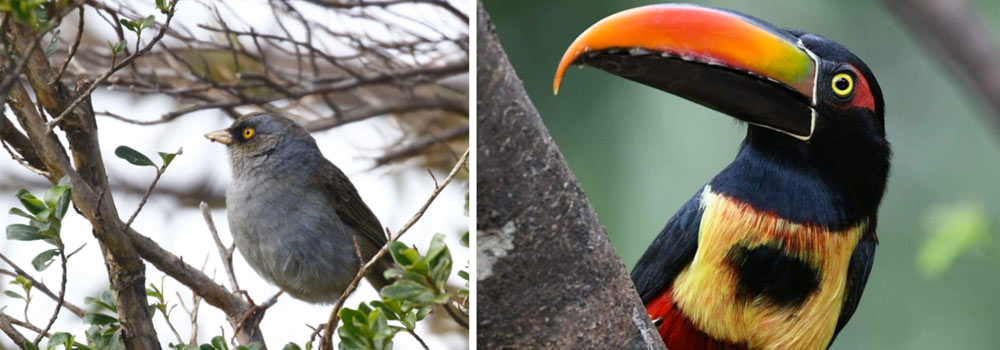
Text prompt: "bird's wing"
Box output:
[[831, 220, 878, 342], [319, 163, 388, 248], [631, 188, 705, 303]]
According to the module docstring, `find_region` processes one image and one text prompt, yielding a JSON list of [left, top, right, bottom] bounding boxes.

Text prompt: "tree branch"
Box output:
[[882, 0, 1000, 133], [476, 3, 664, 349]]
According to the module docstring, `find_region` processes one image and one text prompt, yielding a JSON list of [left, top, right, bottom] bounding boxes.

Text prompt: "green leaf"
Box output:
[[57, 176, 71, 188], [380, 280, 435, 303], [458, 270, 468, 281], [119, 19, 136, 32], [461, 231, 469, 247], [138, 15, 155, 31], [47, 332, 72, 350], [86, 289, 117, 313], [387, 241, 413, 266], [4, 290, 24, 300], [382, 267, 425, 283], [281, 344, 301, 350], [55, 187, 72, 221], [245, 342, 264, 350], [210, 336, 227, 350], [415, 306, 430, 321], [44, 29, 59, 57], [157, 147, 183, 168], [16, 189, 46, 214], [43, 185, 67, 209], [32, 249, 59, 271], [919, 203, 992, 277], [36, 207, 54, 223], [83, 312, 118, 326], [7, 224, 45, 241], [114, 146, 156, 167], [155, 0, 168, 12], [9, 207, 34, 220], [24, 341, 38, 350], [426, 234, 452, 289], [107, 39, 127, 54], [66, 243, 86, 260]]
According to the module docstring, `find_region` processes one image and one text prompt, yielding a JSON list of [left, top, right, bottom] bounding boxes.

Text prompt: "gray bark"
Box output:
[[475, 2, 665, 349]]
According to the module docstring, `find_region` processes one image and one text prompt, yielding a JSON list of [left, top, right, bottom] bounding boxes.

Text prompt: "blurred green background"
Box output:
[[485, 0, 1000, 349]]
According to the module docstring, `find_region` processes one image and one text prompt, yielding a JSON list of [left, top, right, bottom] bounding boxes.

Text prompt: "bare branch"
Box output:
[[882, 0, 1000, 133], [0, 255, 86, 318], [31, 249, 68, 347], [46, 0, 178, 131], [201, 201, 241, 295], [0, 313, 30, 349]]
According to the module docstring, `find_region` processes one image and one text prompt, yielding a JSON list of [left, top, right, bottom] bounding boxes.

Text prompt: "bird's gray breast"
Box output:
[[226, 169, 363, 303]]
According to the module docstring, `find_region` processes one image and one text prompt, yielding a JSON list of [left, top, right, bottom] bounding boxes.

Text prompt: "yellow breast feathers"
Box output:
[[670, 186, 866, 350]]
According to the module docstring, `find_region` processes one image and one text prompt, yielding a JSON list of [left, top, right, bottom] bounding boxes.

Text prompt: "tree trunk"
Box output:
[[475, 2, 665, 349]]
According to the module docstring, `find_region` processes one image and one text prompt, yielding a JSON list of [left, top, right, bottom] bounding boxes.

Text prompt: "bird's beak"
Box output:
[[204, 129, 233, 145], [554, 4, 819, 140]]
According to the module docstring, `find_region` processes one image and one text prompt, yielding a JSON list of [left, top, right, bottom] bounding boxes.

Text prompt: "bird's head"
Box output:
[[554, 4, 886, 153], [205, 112, 320, 174]]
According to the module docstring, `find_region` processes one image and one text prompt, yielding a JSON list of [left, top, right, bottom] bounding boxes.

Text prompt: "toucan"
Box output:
[[553, 4, 888, 350]]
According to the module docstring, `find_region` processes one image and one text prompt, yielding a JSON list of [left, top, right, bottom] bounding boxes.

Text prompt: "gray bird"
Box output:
[[205, 112, 392, 303]]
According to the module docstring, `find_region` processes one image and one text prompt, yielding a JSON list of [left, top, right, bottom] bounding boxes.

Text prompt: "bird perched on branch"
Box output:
[[205, 112, 393, 305], [555, 4, 889, 349]]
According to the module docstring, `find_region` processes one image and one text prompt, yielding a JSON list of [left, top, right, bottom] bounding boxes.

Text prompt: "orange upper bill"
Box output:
[[553, 4, 817, 99]]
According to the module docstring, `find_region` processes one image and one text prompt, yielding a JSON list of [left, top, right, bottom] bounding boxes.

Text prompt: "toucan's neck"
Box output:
[[708, 126, 889, 230]]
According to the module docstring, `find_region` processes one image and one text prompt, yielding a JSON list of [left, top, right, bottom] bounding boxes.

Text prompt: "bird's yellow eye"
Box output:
[[831, 73, 853, 97], [242, 127, 254, 139]]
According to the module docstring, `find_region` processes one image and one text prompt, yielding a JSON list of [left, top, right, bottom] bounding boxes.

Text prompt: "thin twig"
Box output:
[[201, 201, 240, 293], [1, 139, 50, 177], [1, 312, 90, 348], [45, 0, 178, 132], [176, 290, 203, 346], [31, 248, 68, 347], [406, 329, 430, 350], [124, 165, 166, 232], [320, 148, 469, 350], [51, 6, 85, 84], [0, 256, 85, 317], [443, 301, 468, 329]]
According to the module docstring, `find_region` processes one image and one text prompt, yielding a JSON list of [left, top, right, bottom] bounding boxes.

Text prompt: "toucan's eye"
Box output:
[[242, 127, 254, 139], [831, 73, 854, 97]]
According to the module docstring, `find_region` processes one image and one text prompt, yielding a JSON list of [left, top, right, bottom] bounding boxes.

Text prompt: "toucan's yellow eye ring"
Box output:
[[832, 73, 854, 97], [242, 127, 254, 139]]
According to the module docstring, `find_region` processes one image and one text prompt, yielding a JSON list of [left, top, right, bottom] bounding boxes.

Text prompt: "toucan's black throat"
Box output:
[[710, 126, 890, 230]]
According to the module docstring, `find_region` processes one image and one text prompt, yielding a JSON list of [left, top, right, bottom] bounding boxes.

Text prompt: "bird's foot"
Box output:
[[231, 291, 284, 341]]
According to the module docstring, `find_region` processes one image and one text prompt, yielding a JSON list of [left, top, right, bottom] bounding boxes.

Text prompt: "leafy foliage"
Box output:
[[167, 337, 263, 350], [119, 15, 155, 39], [114, 146, 183, 172], [0, 0, 50, 29], [337, 303, 401, 350], [337, 233, 464, 349], [5, 176, 81, 276]]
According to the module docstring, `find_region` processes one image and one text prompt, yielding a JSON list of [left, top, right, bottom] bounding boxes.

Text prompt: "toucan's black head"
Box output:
[[797, 30, 886, 145], [553, 4, 890, 224]]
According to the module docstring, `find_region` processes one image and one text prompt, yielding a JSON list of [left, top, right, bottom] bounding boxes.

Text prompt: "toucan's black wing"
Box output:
[[830, 220, 878, 344], [631, 188, 705, 303]]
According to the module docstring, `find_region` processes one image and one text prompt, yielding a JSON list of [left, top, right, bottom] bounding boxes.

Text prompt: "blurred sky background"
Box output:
[[486, 0, 1000, 349], [0, 1, 469, 349]]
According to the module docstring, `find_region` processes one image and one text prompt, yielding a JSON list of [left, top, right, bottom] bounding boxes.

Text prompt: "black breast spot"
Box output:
[[727, 244, 821, 307]]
